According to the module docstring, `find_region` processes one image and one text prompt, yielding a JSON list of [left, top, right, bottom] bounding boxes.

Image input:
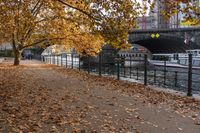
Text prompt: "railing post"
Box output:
[[57, 55, 59, 66], [41, 55, 44, 62], [136, 68, 139, 80], [144, 54, 147, 86], [52, 55, 54, 64], [44, 55, 46, 63], [66, 54, 68, 68], [49, 55, 50, 64], [52, 55, 53, 64], [129, 55, 132, 78], [71, 53, 74, 69], [99, 54, 102, 76], [50, 55, 52, 64], [123, 55, 126, 77], [43, 55, 44, 62], [51, 55, 53, 64], [47, 55, 48, 63], [117, 55, 120, 80], [187, 54, 192, 96], [79, 54, 81, 71], [164, 60, 167, 85], [54, 55, 55, 64], [175, 71, 178, 87], [88, 56, 90, 74], [61, 54, 63, 66]]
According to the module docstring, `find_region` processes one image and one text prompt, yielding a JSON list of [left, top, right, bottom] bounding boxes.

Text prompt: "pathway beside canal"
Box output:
[[0, 60, 200, 133]]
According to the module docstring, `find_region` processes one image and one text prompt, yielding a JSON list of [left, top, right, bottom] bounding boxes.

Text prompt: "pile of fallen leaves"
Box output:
[[0, 65, 70, 132], [54, 67, 200, 114], [0, 63, 200, 132]]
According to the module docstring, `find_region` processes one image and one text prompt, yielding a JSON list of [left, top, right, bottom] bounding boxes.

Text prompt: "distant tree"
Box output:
[[0, 0, 150, 65]]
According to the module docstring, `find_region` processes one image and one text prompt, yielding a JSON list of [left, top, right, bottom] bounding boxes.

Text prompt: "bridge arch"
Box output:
[[129, 27, 200, 54], [132, 37, 190, 53]]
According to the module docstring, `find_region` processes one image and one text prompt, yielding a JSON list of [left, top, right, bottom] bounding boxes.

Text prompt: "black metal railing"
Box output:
[[41, 53, 200, 96]]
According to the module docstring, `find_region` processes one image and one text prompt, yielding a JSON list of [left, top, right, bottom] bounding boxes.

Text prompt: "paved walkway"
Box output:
[[0, 60, 200, 133]]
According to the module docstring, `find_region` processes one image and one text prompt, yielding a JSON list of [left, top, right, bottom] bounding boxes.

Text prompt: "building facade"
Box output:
[[137, 0, 170, 29]]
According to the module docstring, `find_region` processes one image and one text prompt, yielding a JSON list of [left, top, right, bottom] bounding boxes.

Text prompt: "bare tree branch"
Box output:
[[57, 0, 97, 20]]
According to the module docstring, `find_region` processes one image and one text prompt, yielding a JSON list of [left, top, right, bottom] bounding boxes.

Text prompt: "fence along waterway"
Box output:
[[42, 53, 200, 96]]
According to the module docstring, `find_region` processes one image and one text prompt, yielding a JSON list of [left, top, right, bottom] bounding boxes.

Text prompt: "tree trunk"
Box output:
[[13, 48, 21, 66], [12, 34, 22, 66]]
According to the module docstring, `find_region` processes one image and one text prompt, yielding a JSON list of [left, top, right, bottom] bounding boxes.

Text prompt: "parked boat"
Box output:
[[151, 49, 200, 68], [178, 49, 200, 66]]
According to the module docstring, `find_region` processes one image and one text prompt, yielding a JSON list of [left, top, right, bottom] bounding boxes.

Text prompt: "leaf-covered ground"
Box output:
[[0, 60, 200, 133]]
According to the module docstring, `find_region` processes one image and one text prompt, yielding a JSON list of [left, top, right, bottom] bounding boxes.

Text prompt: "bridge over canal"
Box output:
[[129, 27, 200, 53]]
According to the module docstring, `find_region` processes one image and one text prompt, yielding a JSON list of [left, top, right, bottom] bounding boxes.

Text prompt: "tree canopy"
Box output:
[[0, 0, 199, 65], [159, 0, 200, 26], [0, 0, 151, 65]]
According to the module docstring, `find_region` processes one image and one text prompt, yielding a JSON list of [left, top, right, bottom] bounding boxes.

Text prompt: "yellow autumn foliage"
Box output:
[[160, 0, 200, 26], [0, 0, 149, 65]]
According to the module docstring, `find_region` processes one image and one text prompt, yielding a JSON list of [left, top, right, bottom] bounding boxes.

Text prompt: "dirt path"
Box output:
[[0, 60, 200, 133]]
